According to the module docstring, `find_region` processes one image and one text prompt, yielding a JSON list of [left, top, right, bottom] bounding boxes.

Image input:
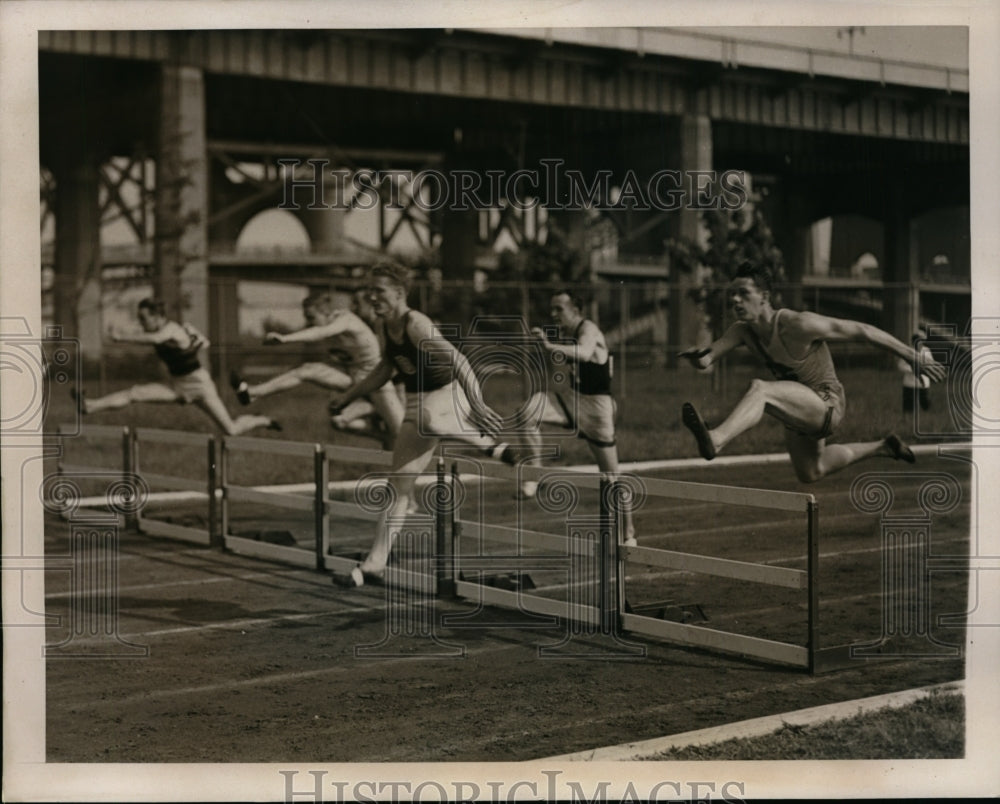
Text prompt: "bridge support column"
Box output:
[[667, 114, 712, 367], [52, 155, 103, 358], [207, 272, 239, 381], [440, 145, 478, 283], [300, 207, 346, 254], [883, 182, 919, 342], [154, 63, 209, 337], [767, 178, 815, 311]]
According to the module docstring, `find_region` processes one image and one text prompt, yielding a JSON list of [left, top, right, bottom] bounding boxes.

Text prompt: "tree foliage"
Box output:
[[666, 205, 785, 336]]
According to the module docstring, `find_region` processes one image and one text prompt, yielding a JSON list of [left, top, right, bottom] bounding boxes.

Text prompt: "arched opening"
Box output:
[[235, 208, 311, 253]]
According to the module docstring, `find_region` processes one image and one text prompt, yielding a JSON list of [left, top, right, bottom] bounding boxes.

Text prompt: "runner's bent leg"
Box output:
[[709, 379, 831, 454], [367, 383, 405, 449], [248, 363, 352, 400], [195, 390, 272, 435], [84, 383, 179, 412], [359, 421, 438, 575], [786, 429, 904, 483]]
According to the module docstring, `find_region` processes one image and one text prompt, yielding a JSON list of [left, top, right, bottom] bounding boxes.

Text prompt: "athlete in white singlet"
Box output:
[[679, 263, 946, 483], [229, 290, 403, 447]]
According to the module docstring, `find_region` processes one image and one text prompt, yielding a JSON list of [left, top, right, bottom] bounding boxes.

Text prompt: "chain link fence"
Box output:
[[62, 275, 970, 399]]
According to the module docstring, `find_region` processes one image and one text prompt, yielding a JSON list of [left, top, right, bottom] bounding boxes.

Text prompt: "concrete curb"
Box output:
[[543, 679, 964, 761]]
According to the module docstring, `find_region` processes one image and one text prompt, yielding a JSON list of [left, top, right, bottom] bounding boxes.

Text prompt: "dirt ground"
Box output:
[[44, 454, 969, 763]]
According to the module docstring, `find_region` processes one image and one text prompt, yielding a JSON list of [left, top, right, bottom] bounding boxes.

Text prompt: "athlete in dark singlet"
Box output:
[[327, 261, 523, 588], [524, 290, 635, 543], [73, 298, 279, 436], [679, 262, 947, 483]]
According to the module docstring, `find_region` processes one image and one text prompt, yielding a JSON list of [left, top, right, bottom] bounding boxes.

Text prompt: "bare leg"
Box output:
[[83, 383, 179, 412], [518, 392, 569, 498], [589, 442, 635, 544], [693, 379, 831, 456], [195, 391, 274, 436], [247, 363, 351, 401], [366, 383, 406, 449], [331, 398, 376, 429], [786, 430, 913, 483], [358, 422, 438, 577]]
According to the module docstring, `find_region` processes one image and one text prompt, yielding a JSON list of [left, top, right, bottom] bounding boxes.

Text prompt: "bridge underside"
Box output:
[[38, 37, 969, 358]]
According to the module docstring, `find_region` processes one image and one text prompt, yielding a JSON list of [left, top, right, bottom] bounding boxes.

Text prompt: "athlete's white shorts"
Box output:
[[405, 382, 492, 446], [528, 390, 617, 448], [171, 368, 220, 404]]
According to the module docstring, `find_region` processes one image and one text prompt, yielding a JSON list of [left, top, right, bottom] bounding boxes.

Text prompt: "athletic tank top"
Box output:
[[569, 320, 612, 396], [743, 309, 843, 395], [383, 311, 453, 393], [154, 331, 201, 377], [327, 314, 382, 373]]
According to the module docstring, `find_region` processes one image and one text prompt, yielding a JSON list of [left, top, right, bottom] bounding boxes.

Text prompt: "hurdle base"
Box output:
[[326, 549, 367, 562], [233, 529, 298, 546], [812, 637, 963, 673], [625, 599, 708, 624], [459, 571, 536, 592]]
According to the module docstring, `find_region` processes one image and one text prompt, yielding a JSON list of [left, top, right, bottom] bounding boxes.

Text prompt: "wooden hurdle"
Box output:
[[437, 457, 647, 657], [430, 457, 825, 670], [54, 422, 134, 525], [131, 427, 217, 546], [218, 436, 327, 568], [612, 475, 820, 671], [57, 426, 839, 671]]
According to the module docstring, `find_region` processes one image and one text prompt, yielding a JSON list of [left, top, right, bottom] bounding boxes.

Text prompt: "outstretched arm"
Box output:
[[411, 312, 503, 439], [110, 321, 190, 347], [794, 312, 947, 383], [678, 324, 745, 369], [265, 312, 356, 345], [531, 321, 602, 364]]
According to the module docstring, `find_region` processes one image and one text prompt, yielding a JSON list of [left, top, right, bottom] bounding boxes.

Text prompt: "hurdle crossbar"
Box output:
[[621, 545, 807, 589], [323, 551, 436, 594], [55, 423, 131, 477], [445, 457, 819, 670], [220, 436, 326, 569], [132, 427, 217, 546], [321, 443, 393, 467], [637, 475, 814, 513], [620, 612, 809, 666], [612, 477, 817, 669]]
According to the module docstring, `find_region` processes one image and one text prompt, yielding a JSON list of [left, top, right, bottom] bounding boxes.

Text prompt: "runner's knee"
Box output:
[[793, 463, 824, 483], [294, 363, 322, 381]]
